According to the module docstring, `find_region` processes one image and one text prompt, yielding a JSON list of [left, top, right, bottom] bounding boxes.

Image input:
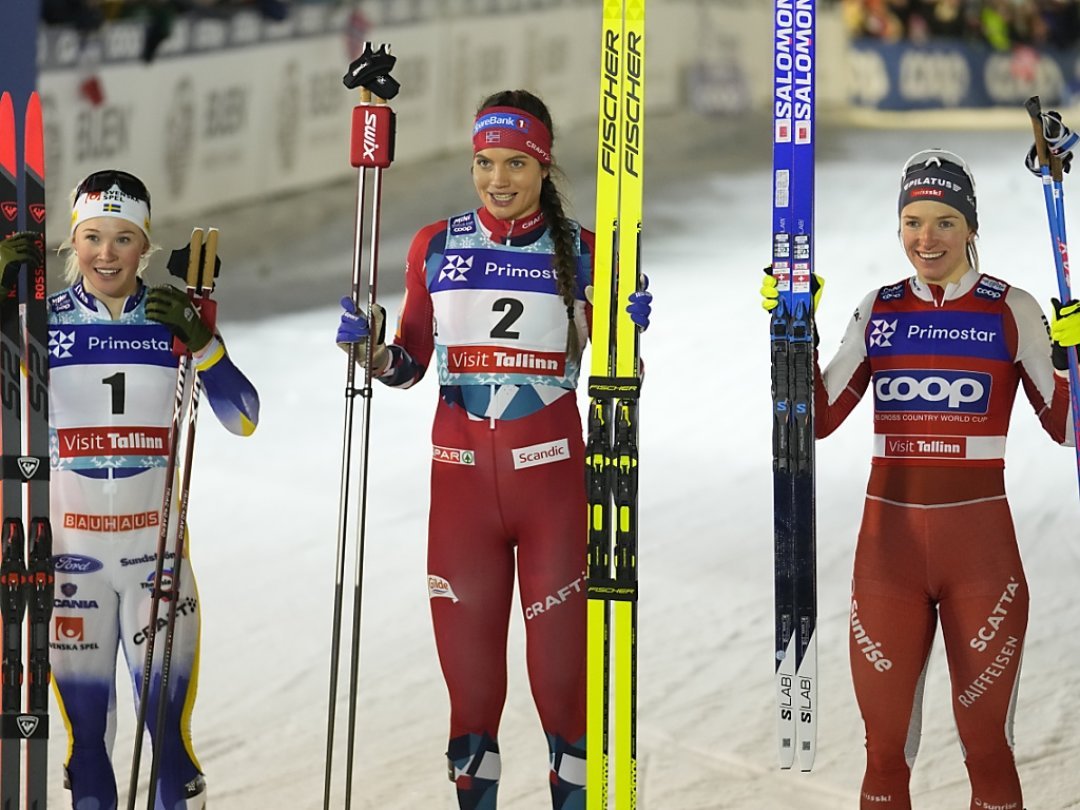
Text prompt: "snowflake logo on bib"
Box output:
[[438, 255, 472, 283], [49, 329, 75, 359], [868, 319, 897, 348]]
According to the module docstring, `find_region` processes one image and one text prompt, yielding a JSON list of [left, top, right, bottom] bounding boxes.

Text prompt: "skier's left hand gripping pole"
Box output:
[[323, 43, 399, 810]]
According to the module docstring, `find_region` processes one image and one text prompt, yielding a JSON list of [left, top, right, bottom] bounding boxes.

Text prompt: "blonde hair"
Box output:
[[966, 234, 980, 273]]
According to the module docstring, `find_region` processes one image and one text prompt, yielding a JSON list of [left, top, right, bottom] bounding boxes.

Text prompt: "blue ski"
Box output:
[[771, 0, 817, 773]]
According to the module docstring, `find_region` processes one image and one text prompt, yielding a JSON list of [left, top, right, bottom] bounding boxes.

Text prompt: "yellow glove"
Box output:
[[760, 267, 824, 313], [1051, 297, 1080, 371]]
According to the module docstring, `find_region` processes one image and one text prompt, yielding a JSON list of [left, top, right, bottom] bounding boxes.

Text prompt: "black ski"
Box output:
[[0, 89, 52, 808], [0, 88, 27, 810], [22, 90, 52, 809]]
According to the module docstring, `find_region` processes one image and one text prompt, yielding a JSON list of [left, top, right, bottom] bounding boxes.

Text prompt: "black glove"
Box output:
[[0, 231, 43, 295], [145, 284, 213, 353], [1025, 110, 1077, 175]]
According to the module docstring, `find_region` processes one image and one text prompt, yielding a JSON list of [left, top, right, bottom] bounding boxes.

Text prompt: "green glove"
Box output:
[[146, 284, 213, 353], [1050, 297, 1080, 371], [760, 266, 824, 313], [0, 231, 43, 295]]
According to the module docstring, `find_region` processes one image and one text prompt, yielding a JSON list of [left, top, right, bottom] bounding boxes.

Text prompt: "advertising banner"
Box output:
[[848, 39, 1080, 110]]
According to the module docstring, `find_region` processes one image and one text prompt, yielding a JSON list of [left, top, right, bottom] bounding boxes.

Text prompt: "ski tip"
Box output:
[[24, 92, 44, 180], [0, 93, 15, 179]]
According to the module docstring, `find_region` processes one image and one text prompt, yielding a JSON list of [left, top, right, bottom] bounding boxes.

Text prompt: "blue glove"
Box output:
[[337, 296, 388, 369], [337, 296, 370, 342], [627, 275, 652, 331]]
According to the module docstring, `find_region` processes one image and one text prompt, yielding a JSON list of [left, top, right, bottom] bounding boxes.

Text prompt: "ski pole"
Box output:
[[323, 43, 399, 810], [127, 231, 197, 810], [1026, 96, 1080, 500], [128, 227, 220, 809], [145, 227, 219, 809]]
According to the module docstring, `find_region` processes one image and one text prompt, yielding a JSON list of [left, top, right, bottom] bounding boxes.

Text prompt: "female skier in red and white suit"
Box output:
[[336, 90, 651, 810], [765, 148, 1079, 810]]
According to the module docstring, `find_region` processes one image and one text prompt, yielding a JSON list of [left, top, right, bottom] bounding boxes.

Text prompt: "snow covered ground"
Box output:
[[42, 117, 1080, 809]]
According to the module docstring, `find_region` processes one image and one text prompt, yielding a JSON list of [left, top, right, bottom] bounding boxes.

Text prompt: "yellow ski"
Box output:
[[586, 0, 644, 806]]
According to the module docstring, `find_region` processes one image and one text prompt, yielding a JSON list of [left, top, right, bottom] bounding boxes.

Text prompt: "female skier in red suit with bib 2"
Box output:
[[336, 90, 651, 809], [764, 147, 1079, 810]]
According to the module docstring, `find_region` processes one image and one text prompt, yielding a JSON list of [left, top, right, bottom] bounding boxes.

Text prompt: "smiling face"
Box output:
[[72, 216, 148, 303], [472, 148, 548, 221], [900, 200, 975, 287]]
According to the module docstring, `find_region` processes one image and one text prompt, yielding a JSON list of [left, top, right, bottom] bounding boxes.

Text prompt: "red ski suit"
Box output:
[[374, 206, 594, 803], [817, 270, 1074, 810]]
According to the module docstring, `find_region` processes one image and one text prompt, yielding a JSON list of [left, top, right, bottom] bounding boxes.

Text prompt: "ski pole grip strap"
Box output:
[[196, 298, 218, 335], [588, 375, 641, 399]]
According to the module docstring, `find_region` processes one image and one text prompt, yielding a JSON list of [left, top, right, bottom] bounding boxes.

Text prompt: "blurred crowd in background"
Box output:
[[41, 0, 297, 61], [43, 0, 302, 26], [42, 0, 294, 30], [43, 0, 1080, 59], [843, 0, 1080, 49]]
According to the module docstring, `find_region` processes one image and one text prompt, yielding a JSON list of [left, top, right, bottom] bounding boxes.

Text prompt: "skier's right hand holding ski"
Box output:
[[760, 265, 824, 313], [0, 231, 42, 295], [337, 296, 389, 372]]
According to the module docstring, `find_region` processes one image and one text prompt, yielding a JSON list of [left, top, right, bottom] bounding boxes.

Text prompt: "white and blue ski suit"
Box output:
[[48, 279, 258, 809]]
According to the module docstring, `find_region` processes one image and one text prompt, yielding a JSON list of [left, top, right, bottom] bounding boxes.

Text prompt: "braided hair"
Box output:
[[476, 90, 582, 358]]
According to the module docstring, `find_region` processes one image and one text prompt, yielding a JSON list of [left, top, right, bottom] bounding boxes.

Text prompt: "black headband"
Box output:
[[899, 154, 978, 230]]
